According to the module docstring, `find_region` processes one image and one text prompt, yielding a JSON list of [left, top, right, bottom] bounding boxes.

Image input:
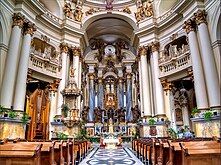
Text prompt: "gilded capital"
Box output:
[[182, 19, 196, 34], [98, 78, 103, 83], [60, 42, 69, 53], [88, 73, 95, 80], [24, 22, 37, 36], [12, 13, 25, 29], [126, 72, 132, 79], [71, 46, 81, 56], [138, 46, 148, 56], [150, 42, 160, 52], [194, 10, 207, 25]]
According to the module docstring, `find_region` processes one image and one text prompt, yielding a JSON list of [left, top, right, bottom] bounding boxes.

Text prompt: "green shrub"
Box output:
[[148, 118, 155, 125], [8, 111, 17, 118], [191, 107, 200, 115], [204, 111, 213, 121]]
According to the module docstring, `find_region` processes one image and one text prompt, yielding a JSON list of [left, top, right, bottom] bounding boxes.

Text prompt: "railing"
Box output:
[[158, 45, 192, 77], [28, 52, 62, 79]]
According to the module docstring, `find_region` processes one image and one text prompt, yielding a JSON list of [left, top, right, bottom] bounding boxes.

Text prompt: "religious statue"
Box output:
[[82, 106, 89, 122], [132, 105, 140, 123], [108, 118, 114, 133], [73, 6, 83, 22], [118, 107, 126, 122], [144, 1, 153, 17], [94, 107, 102, 123], [105, 0, 114, 10]]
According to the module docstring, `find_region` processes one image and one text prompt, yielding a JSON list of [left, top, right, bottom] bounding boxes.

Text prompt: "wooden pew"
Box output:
[[63, 140, 71, 165], [17, 141, 56, 165], [0, 142, 42, 165], [180, 142, 221, 165], [54, 141, 65, 165], [166, 140, 220, 165]]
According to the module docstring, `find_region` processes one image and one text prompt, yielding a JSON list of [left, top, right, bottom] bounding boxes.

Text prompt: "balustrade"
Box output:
[[158, 45, 191, 77], [29, 52, 61, 78]]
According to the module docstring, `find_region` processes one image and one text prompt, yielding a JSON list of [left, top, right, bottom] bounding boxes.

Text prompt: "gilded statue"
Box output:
[[64, 2, 72, 18], [122, 7, 131, 14], [73, 6, 83, 22]]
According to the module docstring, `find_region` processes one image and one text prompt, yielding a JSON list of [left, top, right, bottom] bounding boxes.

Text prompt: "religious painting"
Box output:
[[149, 126, 157, 136], [175, 108, 183, 122], [86, 128, 94, 137]]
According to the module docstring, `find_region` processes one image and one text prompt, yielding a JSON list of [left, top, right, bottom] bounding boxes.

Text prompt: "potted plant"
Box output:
[[148, 118, 155, 125], [0, 105, 8, 117], [167, 128, 177, 139], [21, 112, 30, 123], [8, 111, 17, 119], [191, 107, 200, 118], [204, 111, 213, 121], [61, 104, 70, 118]]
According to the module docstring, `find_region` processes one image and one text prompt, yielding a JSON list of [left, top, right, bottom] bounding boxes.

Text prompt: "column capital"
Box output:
[[88, 73, 95, 80], [150, 41, 160, 52], [118, 78, 124, 83], [12, 13, 25, 29], [24, 22, 37, 36], [126, 72, 132, 79], [71, 46, 81, 56], [98, 78, 103, 83], [160, 79, 172, 91], [60, 42, 69, 53], [182, 19, 196, 34], [194, 10, 207, 25], [138, 46, 148, 56]]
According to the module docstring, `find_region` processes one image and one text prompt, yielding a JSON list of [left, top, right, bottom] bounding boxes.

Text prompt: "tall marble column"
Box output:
[[13, 22, 37, 111], [194, 10, 220, 108], [88, 73, 95, 122], [0, 13, 25, 109], [126, 73, 133, 122], [183, 19, 209, 109], [57, 42, 69, 114], [97, 78, 104, 108], [117, 78, 124, 108], [71, 47, 80, 85], [138, 57, 144, 118], [139, 46, 152, 117], [151, 42, 165, 118]]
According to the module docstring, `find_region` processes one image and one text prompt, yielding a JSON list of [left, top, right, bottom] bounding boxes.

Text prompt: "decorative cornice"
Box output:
[[12, 13, 25, 29], [150, 42, 160, 52], [24, 22, 37, 36], [138, 46, 148, 56], [194, 10, 207, 25], [182, 19, 196, 34], [71, 46, 81, 56], [60, 42, 69, 53]]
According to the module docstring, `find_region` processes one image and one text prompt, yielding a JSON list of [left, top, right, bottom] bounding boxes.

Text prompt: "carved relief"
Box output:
[[135, 0, 153, 22], [122, 7, 131, 14]]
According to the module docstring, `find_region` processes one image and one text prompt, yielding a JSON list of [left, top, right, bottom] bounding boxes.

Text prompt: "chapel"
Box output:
[[0, 0, 220, 164]]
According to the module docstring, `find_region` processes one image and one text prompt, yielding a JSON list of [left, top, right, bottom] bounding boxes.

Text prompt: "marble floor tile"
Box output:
[[79, 147, 144, 165]]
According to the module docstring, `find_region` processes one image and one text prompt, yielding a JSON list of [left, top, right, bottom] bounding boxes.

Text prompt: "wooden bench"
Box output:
[[180, 142, 221, 165], [0, 142, 42, 165], [166, 140, 220, 165]]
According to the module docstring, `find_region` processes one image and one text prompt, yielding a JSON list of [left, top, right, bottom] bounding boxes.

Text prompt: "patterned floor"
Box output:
[[79, 147, 144, 165]]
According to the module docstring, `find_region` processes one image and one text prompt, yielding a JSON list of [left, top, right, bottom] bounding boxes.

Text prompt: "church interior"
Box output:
[[0, 0, 220, 164]]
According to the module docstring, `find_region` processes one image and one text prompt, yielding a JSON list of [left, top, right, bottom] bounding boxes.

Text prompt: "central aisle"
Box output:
[[79, 147, 144, 165]]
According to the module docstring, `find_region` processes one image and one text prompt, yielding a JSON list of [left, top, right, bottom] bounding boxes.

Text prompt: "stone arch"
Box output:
[[81, 11, 137, 32], [0, 11, 10, 45]]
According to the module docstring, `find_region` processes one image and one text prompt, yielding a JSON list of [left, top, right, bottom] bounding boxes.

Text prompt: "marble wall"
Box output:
[[0, 119, 26, 139]]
